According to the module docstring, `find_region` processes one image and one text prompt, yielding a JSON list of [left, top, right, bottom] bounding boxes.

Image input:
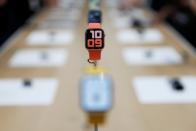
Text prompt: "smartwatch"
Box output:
[[85, 23, 104, 60]]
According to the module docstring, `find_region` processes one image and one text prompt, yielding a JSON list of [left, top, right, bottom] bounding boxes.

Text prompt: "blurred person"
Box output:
[[0, 0, 44, 46], [119, 0, 144, 10], [151, 0, 196, 46], [0, 0, 7, 44], [190, 0, 196, 13], [117, 0, 196, 46], [29, 0, 43, 12], [0, 0, 6, 6], [43, 0, 58, 7]]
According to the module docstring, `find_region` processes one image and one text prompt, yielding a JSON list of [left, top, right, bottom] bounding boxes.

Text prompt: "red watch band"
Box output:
[[88, 50, 101, 60]]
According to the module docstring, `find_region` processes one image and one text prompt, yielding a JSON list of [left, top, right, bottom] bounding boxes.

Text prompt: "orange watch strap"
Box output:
[[88, 23, 101, 29], [88, 50, 101, 60]]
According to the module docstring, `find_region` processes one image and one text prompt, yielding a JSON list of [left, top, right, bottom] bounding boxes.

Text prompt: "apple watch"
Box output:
[[85, 10, 105, 61]]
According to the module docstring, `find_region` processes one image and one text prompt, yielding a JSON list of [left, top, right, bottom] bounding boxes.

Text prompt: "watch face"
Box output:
[[85, 29, 104, 49]]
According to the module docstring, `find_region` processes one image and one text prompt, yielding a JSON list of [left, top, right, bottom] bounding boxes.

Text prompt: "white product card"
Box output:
[[26, 30, 74, 45], [47, 10, 80, 20], [130, 9, 151, 25], [117, 29, 164, 44], [0, 78, 58, 106], [133, 76, 196, 104], [113, 17, 130, 29], [109, 9, 131, 29], [38, 22, 76, 30], [110, 8, 151, 29], [41, 20, 77, 29], [122, 47, 183, 66], [9, 48, 68, 67]]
